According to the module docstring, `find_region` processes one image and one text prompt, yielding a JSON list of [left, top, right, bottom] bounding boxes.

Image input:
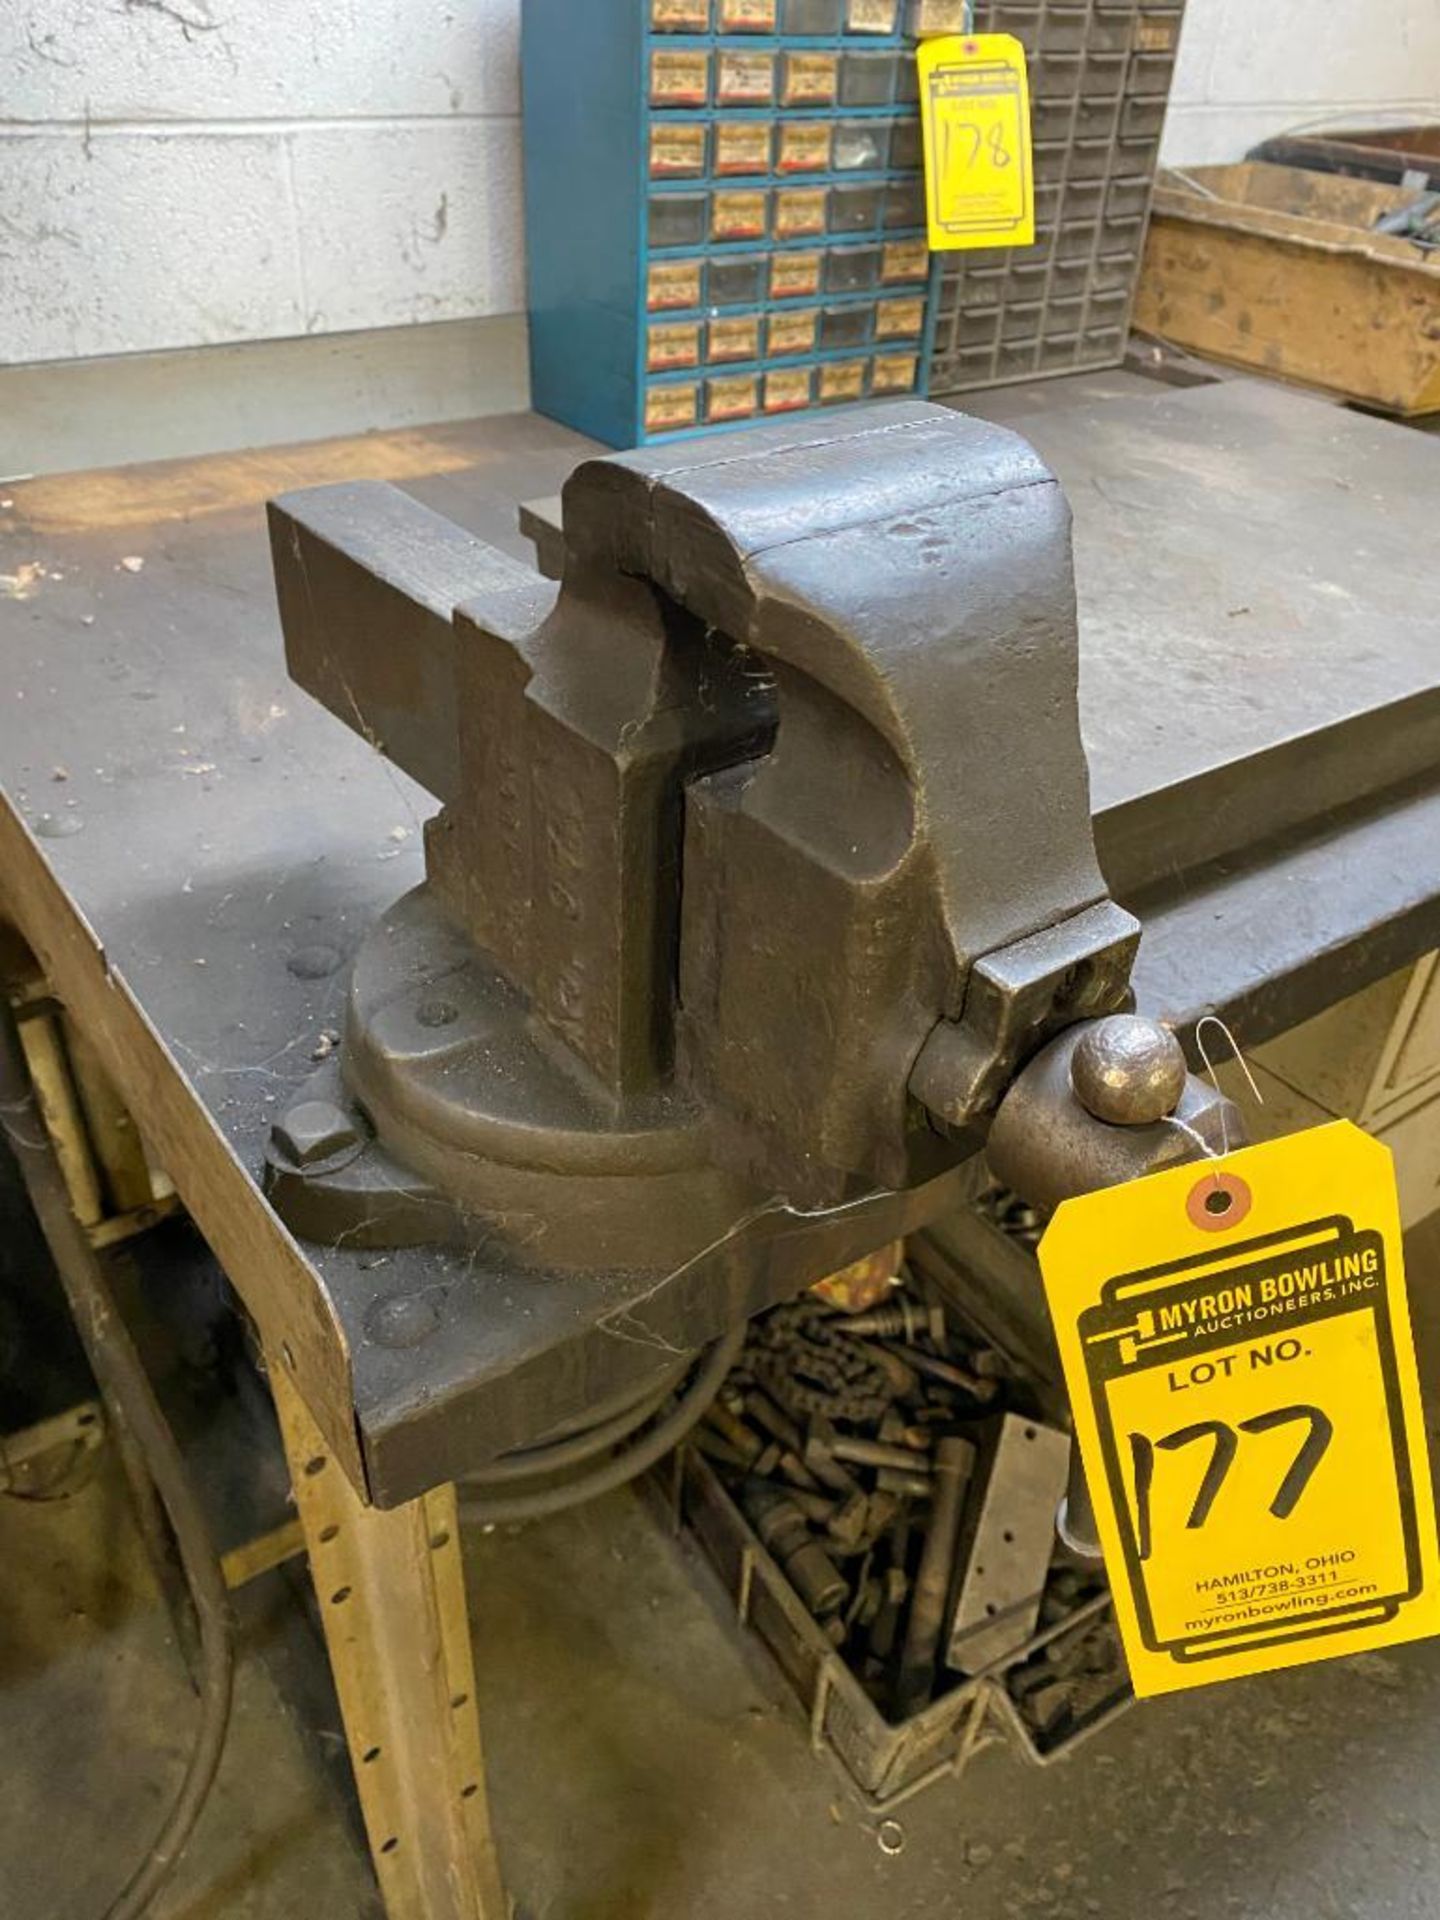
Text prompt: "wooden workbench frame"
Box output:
[[1, 931, 508, 1919]]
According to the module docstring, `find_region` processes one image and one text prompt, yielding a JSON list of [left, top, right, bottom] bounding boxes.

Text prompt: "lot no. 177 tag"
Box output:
[[917, 33, 1035, 250], [1039, 1122, 1440, 1698]]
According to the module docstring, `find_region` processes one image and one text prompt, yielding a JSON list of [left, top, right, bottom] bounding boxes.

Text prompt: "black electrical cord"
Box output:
[[463, 1357, 689, 1486], [459, 1324, 745, 1526], [0, 998, 234, 1920]]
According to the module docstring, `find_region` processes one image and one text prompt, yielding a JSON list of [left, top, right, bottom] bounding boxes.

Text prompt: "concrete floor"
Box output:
[[0, 1455, 376, 1920], [5, 1217, 1440, 1919]]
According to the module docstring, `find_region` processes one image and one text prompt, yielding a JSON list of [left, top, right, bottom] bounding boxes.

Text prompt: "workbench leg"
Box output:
[[270, 1364, 508, 1920]]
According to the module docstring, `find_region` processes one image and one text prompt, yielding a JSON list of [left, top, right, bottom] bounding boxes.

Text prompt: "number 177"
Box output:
[[1129, 1404, 1333, 1561]]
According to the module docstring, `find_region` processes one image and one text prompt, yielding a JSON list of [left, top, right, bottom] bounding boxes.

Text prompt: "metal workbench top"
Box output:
[[1, 380, 1435, 1497]]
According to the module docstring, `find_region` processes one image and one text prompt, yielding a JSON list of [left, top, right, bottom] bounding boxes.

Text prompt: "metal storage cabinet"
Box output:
[[927, 0, 1185, 395], [522, 0, 958, 448]]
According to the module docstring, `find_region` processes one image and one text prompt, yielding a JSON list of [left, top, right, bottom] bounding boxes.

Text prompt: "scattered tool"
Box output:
[[946, 1414, 1072, 1675], [895, 1437, 976, 1716], [700, 1273, 1088, 1724], [743, 1481, 849, 1620]]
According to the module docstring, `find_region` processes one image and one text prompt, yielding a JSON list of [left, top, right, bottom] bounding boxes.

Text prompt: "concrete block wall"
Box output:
[[2, 0, 524, 365], [2, 0, 1434, 370], [1162, 0, 1440, 166]]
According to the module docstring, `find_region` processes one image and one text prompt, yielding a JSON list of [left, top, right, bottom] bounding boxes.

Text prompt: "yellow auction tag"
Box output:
[[1040, 1123, 1440, 1698], [917, 33, 1034, 249]]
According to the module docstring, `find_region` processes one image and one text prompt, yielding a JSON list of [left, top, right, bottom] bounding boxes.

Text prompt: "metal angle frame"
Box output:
[[272, 1366, 508, 1920]]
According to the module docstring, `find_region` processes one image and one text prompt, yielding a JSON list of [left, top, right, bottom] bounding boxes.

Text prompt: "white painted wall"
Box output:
[[1, 0, 524, 366], [1162, 0, 1440, 167], [1, 0, 1434, 369]]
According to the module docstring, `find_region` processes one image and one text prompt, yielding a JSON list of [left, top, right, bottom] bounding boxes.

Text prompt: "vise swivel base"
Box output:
[[262, 402, 1231, 1495]]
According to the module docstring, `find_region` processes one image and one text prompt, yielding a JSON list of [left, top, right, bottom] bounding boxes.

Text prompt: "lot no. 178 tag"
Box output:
[[917, 33, 1035, 250], [1039, 1122, 1440, 1698]]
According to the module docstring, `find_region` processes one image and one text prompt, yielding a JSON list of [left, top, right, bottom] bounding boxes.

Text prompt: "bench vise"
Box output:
[[263, 402, 1233, 1493]]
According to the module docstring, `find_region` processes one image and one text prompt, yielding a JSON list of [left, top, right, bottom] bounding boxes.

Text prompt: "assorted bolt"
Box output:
[[269, 1098, 363, 1170], [705, 1401, 764, 1465], [697, 1274, 1106, 1727], [774, 1449, 824, 1495], [894, 1436, 976, 1717], [1006, 1585, 1127, 1750], [850, 1338, 919, 1400], [693, 1427, 752, 1472], [878, 1411, 932, 1452], [833, 1300, 947, 1344], [786, 1487, 841, 1528], [812, 1422, 933, 1476], [879, 1341, 999, 1404], [825, 1492, 873, 1554], [867, 1560, 911, 1665], [744, 1390, 806, 1457], [742, 1480, 849, 1619], [802, 1435, 864, 1496], [873, 1464, 934, 1500]]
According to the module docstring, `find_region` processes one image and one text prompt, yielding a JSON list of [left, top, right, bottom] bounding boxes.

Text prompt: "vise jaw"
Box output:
[[264, 402, 1143, 1454]]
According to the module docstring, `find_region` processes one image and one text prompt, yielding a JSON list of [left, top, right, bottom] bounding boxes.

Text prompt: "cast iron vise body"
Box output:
[[263, 402, 1228, 1486]]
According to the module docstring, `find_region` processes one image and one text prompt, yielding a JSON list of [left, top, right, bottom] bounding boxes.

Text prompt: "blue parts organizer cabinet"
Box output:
[[522, 0, 968, 447]]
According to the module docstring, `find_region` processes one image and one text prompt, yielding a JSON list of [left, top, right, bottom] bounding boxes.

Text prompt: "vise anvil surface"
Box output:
[[1, 384, 1437, 1504]]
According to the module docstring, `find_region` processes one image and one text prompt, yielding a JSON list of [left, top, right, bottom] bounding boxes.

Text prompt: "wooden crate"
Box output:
[[1134, 161, 1440, 415]]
